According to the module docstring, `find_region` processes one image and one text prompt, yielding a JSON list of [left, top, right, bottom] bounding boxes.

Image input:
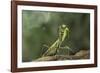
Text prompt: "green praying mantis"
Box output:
[[42, 24, 72, 57]]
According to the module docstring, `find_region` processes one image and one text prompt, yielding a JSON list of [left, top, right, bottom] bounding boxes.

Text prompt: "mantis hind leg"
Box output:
[[41, 44, 49, 55]]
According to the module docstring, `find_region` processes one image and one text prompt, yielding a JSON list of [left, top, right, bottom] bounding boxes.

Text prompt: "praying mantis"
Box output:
[[42, 24, 72, 57]]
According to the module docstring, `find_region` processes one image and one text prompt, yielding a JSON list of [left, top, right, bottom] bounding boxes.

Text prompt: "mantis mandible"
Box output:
[[42, 24, 70, 57]]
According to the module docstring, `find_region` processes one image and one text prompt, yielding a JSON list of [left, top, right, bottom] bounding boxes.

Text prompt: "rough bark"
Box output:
[[35, 50, 90, 61]]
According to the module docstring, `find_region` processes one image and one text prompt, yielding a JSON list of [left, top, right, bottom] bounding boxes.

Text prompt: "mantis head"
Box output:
[[59, 24, 69, 41]]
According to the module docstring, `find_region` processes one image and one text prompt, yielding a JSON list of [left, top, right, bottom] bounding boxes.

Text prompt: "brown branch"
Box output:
[[35, 50, 90, 61]]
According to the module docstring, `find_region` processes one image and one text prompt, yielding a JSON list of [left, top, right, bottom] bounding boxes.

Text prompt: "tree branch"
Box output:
[[35, 50, 89, 61]]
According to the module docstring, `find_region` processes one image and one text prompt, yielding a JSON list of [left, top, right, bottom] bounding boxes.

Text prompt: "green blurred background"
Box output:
[[22, 10, 90, 62]]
